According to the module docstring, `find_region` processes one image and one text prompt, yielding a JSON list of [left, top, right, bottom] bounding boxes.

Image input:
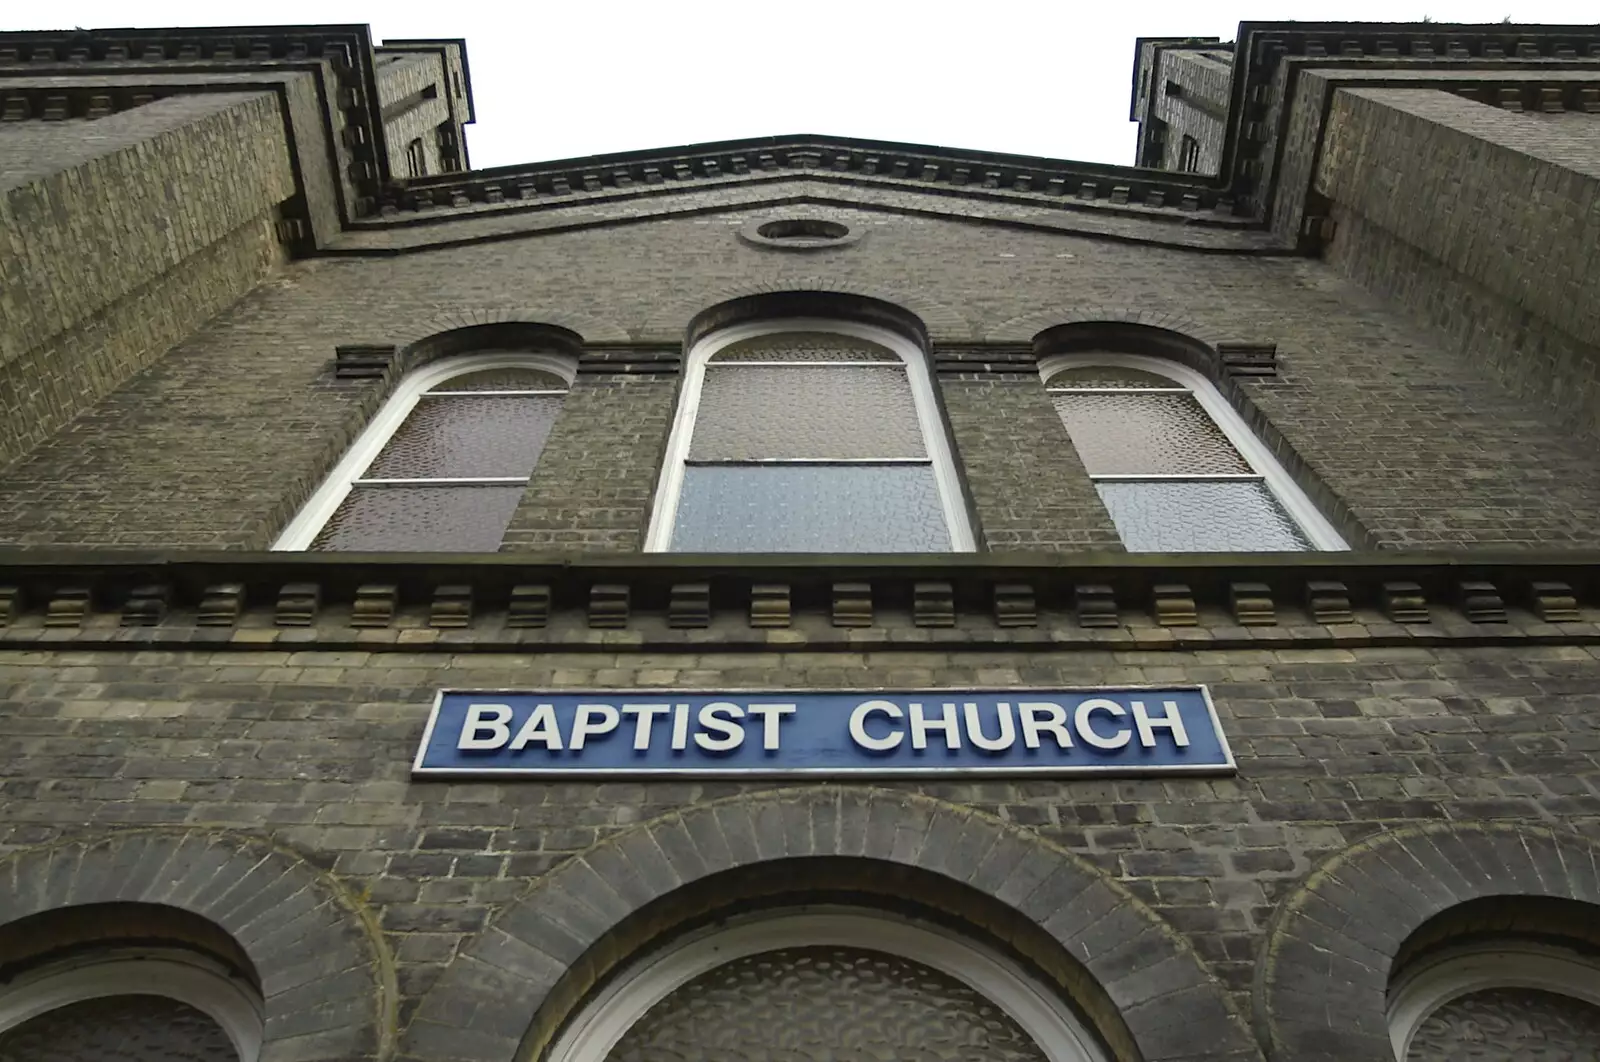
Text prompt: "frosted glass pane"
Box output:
[[672, 465, 950, 552], [607, 946, 1049, 1062], [1407, 987, 1600, 1062], [710, 331, 896, 362], [1046, 365, 1182, 388], [691, 366, 925, 460], [0, 995, 240, 1062], [311, 485, 523, 551], [1097, 480, 1311, 552], [364, 395, 563, 478], [430, 367, 568, 392], [1053, 392, 1250, 475]]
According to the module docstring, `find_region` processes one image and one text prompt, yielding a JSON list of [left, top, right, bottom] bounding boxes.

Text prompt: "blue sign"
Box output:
[[412, 688, 1233, 777]]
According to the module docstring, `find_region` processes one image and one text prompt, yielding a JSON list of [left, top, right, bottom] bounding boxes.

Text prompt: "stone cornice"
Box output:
[[350, 21, 1600, 235], [377, 135, 1234, 225], [1223, 23, 1600, 219], [5, 21, 1599, 250], [0, 551, 1593, 652], [0, 24, 385, 237]]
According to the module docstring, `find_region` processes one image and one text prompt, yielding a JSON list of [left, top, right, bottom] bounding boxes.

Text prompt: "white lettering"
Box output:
[[622, 703, 670, 750], [746, 703, 796, 751], [696, 702, 745, 752], [570, 703, 620, 750], [671, 703, 690, 751], [1019, 702, 1073, 750], [909, 701, 962, 751], [1132, 699, 1190, 748], [509, 703, 563, 750], [849, 699, 903, 751], [964, 701, 1014, 752], [458, 704, 513, 750], [1075, 698, 1131, 750]]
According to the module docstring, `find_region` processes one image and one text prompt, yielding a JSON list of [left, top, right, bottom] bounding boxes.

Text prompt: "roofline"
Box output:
[[445, 131, 1169, 185]]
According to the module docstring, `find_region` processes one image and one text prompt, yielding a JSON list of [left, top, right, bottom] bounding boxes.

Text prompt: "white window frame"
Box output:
[[1039, 352, 1347, 550], [0, 948, 263, 1061], [645, 318, 975, 552], [545, 907, 1108, 1062], [273, 351, 577, 550], [1387, 940, 1600, 1060]]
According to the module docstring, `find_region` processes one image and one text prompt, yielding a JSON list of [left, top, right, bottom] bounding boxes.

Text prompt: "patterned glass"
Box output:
[[428, 367, 568, 392], [691, 367, 925, 460], [1046, 365, 1184, 389], [1406, 986, 1600, 1061], [710, 332, 897, 362], [673, 465, 950, 552], [606, 946, 1050, 1062], [1052, 391, 1250, 475], [362, 395, 563, 478], [0, 995, 239, 1062], [311, 485, 523, 551], [1096, 480, 1311, 552]]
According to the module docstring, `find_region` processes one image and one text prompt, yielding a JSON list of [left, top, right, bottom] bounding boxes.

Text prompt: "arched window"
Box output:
[[274, 352, 575, 551], [647, 320, 974, 553], [1040, 353, 1345, 551], [548, 908, 1107, 1062], [0, 948, 262, 1062], [1388, 941, 1600, 1061]]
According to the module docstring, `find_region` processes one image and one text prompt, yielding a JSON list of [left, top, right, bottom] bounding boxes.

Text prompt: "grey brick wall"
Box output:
[[378, 52, 449, 178], [1153, 50, 1232, 174], [4, 200, 1600, 550], [0, 91, 294, 471], [941, 379, 1124, 550], [501, 373, 679, 552], [0, 640, 1595, 1049], [1315, 86, 1600, 442]]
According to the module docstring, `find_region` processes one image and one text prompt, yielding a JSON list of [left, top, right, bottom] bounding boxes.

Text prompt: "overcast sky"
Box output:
[[9, 2, 1597, 167]]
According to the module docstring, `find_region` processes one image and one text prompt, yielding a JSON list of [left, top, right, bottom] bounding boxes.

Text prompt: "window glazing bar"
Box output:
[[684, 458, 932, 466], [421, 389, 570, 397], [1090, 473, 1264, 482], [1046, 387, 1190, 394], [352, 477, 531, 486], [708, 361, 905, 368]]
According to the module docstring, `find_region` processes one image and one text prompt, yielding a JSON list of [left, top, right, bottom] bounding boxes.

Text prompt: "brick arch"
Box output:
[[0, 829, 394, 1062], [1255, 822, 1600, 1062], [405, 787, 1259, 1062], [985, 306, 1228, 347], [635, 279, 975, 342], [394, 306, 630, 347]]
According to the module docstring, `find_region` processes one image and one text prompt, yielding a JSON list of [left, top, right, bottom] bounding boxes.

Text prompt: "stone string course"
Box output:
[[0, 557, 1594, 651]]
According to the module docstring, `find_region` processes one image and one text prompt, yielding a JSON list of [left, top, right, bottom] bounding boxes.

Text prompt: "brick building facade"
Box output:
[[1, 17, 1599, 1062]]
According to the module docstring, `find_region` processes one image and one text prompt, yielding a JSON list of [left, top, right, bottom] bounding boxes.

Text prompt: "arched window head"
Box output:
[[1388, 941, 1600, 1060], [1040, 352, 1345, 552], [548, 908, 1107, 1062], [0, 947, 263, 1062], [647, 320, 974, 553], [274, 352, 576, 551]]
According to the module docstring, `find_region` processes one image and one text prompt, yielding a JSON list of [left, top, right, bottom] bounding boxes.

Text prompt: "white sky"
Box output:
[[9, 2, 1598, 167]]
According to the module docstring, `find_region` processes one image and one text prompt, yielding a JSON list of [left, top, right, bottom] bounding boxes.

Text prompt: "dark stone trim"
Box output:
[[1255, 822, 1600, 1062], [404, 788, 1259, 1062], [383, 310, 627, 349], [0, 829, 393, 1062], [933, 344, 1037, 381], [0, 551, 1596, 650], [657, 281, 968, 345]]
